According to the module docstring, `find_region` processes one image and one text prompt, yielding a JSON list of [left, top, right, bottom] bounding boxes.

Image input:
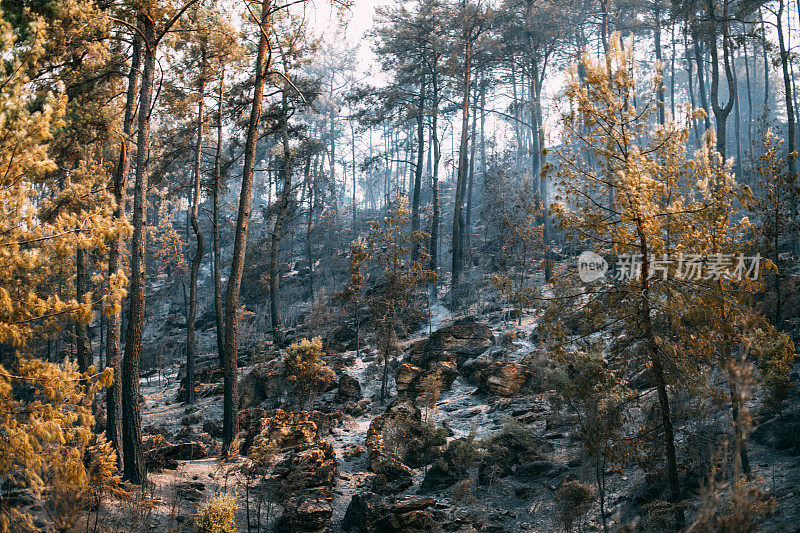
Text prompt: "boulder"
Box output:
[[237, 360, 286, 410], [419, 437, 476, 493], [476, 363, 526, 397], [398, 324, 493, 400], [267, 422, 338, 533], [394, 364, 421, 395], [366, 399, 425, 493], [335, 373, 363, 403], [146, 440, 207, 470], [477, 429, 544, 484], [182, 412, 202, 426], [176, 426, 196, 441], [344, 398, 371, 417], [270, 439, 338, 496], [461, 346, 504, 383], [176, 481, 206, 502], [276, 497, 333, 533], [203, 420, 222, 438], [407, 323, 494, 369], [342, 494, 438, 533], [242, 409, 318, 455]]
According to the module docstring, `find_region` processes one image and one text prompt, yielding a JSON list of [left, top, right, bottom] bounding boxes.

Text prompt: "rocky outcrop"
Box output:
[[366, 399, 424, 494], [476, 362, 527, 397], [394, 364, 422, 395], [176, 360, 226, 402], [342, 493, 439, 533], [419, 437, 475, 493], [145, 438, 207, 470], [326, 325, 358, 353], [397, 323, 493, 399], [276, 497, 332, 533], [240, 408, 317, 455], [237, 360, 286, 410], [246, 410, 339, 533], [272, 440, 337, 533], [461, 345, 504, 383], [334, 373, 362, 403], [477, 428, 559, 484]]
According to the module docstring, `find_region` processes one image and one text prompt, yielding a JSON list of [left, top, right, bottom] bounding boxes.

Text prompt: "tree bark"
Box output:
[[213, 66, 225, 367], [305, 155, 315, 299], [122, 15, 156, 485], [637, 227, 684, 529], [654, 0, 665, 125], [411, 73, 425, 261], [186, 60, 206, 405], [464, 79, 478, 258], [269, 88, 292, 347], [777, 0, 798, 178], [707, 0, 735, 161], [222, 0, 272, 452], [429, 63, 441, 302], [693, 34, 712, 133], [75, 247, 92, 373], [451, 19, 472, 307]]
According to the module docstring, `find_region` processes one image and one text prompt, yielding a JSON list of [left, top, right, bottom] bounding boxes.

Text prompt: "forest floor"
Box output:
[[85, 305, 800, 533]]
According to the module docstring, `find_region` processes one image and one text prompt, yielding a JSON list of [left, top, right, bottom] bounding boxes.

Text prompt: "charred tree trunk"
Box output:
[[186, 62, 206, 405], [269, 88, 293, 347], [213, 66, 225, 367], [777, 0, 798, 179], [707, 0, 735, 161], [122, 15, 156, 485], [451, 27, 472, 307], [654, 0, 665, 125], [305, 155, 315, 298], [75, 247, 92, 373], [429, 66, 441, 302], [411, 73, 426, 261], [222, 0, 272, 453], [106, 33, 140, 469], [636, 227, 684, 529], [693, 33, 713, 132], [465, 79, 478, 260]]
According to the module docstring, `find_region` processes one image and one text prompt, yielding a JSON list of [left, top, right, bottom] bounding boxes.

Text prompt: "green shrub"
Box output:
[[555, 480, 595, 532], [284, 337, 332, 410], [752, 329, 797, 411], [419, 421, 449, 450], [195, 493, 237, 533]]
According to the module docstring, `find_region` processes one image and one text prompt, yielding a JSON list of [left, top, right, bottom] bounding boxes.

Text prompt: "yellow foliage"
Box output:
[[0, 357, 120, 532], [194, 493, 237, 533], [284, 337, 330, 409], [0, 7, 128, 347]]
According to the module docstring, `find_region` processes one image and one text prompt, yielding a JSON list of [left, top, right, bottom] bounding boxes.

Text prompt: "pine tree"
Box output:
[[361, 196, 436, 401]]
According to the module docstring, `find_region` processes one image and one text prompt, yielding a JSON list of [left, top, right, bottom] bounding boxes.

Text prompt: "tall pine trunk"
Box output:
[[222, 0, 272, 452], [451, 26, 472, 307], [707, 0, 735, 161], [122, 16, 156, 484], [411, 73, 425, 261], [777, 0, 798, 179], [106, 32, 140, 466], [269, 88, 292, 347], [429, 62, 441, 302], [636, 227, 684, 529], [305, 155, 315, 299], [213, 66, 225, 367], [75, 247, 92, 373], [186, 63, 206, 405]]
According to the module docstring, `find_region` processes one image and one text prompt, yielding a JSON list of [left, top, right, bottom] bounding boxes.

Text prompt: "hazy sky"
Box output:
[[309, 0, 390, 73]]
